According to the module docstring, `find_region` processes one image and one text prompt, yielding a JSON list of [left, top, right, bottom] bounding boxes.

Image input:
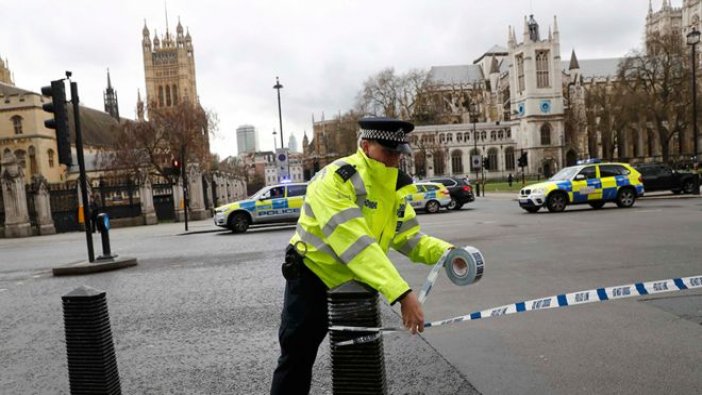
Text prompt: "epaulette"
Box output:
[[335, 164, 357, 182]]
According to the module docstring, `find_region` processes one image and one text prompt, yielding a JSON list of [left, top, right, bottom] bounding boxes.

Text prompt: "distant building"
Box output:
[[236, 125, 258, 155], [288, 133, 298, 153]]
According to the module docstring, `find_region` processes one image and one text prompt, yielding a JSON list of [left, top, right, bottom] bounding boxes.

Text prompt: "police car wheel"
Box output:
[[589, 201, 605, 209], [229, 212, 250, 233], [546, 192, 567, 213], [615, 188, 636, 208], [425, 200, 440, 213]]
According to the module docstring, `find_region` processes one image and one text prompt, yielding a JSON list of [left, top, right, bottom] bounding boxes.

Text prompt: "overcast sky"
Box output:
[[1, 0, 659, 158]]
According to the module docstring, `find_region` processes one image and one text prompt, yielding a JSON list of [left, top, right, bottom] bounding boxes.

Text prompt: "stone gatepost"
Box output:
[[173, 178, 185, 222], [138, 170, 157, 225], [31, 175, 56, 235], [186, 163, 207, 220], [1, 152, 32, 237]]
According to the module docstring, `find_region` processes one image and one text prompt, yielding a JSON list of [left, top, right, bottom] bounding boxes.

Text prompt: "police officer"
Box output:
[[270, 117, 455, 394]]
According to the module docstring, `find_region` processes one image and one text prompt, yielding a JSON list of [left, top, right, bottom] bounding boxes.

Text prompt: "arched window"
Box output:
[[451, 150, 463, 174], [498, 130, 504, 140], [487, 148, 498, 171], [158, 86, 164, 107], [447, 133, 453, 143], [166, 85, 172, 106], [464, 132, 470, 141], [439, 133, 445, 143], [481, 131, 487, 141], [172, 84, 178, 105], [490, 131, 496, 141], [11, 115, 23, 135], [540, 124, 551, 145], [48, 149, 55, 168], [433, 149, 446, 175], [28, 146, 37, 176], [505, 147, 515, 170], [457, 133, 463, 142], [14, 149, 26, 169], [414, 151, 427, 178]]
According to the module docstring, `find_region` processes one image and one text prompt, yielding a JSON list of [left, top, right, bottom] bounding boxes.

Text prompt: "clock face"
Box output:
[[517, 103, 525, 116], [540, 100, 551, 114]]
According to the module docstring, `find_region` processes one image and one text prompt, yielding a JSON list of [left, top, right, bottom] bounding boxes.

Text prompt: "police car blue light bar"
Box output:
[[576, 158, 602, 165]]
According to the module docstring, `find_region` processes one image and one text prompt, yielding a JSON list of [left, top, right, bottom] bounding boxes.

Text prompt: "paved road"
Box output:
[[1, 193, 701, 394]]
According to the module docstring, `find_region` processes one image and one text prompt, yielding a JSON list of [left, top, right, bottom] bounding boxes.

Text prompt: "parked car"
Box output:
[[406, 182, 452, 213], [213, 183, 307, 233], [424, 177, 475, 210], [518, 159, 644, 213], [633, 163, 698, 194]]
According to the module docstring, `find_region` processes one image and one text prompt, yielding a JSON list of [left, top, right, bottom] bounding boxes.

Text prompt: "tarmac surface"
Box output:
[[1, 192, 701, 394]]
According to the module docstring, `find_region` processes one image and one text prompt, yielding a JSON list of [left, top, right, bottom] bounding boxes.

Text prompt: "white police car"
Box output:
[[213, 183, 307, 233], [406, 182, 452, 213]]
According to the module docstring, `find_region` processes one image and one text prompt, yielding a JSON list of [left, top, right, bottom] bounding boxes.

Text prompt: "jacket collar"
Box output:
[[356, 148, 398, 191]]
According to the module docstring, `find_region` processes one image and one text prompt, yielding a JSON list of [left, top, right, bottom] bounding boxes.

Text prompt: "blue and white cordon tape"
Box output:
[[331, 246, 702, 346]]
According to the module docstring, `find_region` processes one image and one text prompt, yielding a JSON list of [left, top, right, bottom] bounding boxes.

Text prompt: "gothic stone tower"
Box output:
[[103, 69, 119, 119], [0, 54, 13, 85], [141, 18, 197, 111], [508, 15, 565, 177]]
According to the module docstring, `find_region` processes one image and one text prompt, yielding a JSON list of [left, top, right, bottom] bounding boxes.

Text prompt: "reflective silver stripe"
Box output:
[[397, 217, 419, 234], [295, 224, 341, 261], [334, 160, 367, 206], [397, 232, 425, 256], [340, 235, 375, 264], [322, 207, 363, 237], [303, 202, 315, 219]]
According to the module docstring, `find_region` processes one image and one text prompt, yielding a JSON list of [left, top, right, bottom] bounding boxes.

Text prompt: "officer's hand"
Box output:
[[399, 291, 424, 334]]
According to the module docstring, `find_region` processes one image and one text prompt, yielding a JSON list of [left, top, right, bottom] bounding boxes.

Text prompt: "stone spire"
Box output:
[[103, 68, 119, 120], [569, 49, 580, 70]]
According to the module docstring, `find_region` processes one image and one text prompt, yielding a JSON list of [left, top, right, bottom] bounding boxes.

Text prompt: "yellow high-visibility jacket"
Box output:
[[289, 149, 453, 303]]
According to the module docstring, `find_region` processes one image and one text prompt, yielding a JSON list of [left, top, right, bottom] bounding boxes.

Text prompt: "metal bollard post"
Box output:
[[693, 173, 701, 195], [475, 183, 480, 197], [96, 213, 116, 261], [62, 285, 121, 395], [328, 281, 387, 395]]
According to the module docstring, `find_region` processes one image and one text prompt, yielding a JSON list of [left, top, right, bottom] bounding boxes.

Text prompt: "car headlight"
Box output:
[[532, 187, 545, 195]]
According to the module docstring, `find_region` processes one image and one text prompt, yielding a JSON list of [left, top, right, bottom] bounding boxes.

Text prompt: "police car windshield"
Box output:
[[249, 186, 269, 200], [549, 167, 580, 181]]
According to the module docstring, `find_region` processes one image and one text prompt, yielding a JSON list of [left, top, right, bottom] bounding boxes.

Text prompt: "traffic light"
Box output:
[[172, 158, 181, 170], [165, 158, 182, 177], [518, 152, 528, 167], [41, 80, 72, 167]]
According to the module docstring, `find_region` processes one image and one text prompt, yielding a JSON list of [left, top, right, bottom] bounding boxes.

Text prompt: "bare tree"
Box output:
[[103, 100, 217, 181], [618, 31, 691, 162]]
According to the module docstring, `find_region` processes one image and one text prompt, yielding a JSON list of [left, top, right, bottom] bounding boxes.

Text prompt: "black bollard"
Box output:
[[62, 286, 121, 395], [328, 281, 387, 395], [96, 213, 116, 260]]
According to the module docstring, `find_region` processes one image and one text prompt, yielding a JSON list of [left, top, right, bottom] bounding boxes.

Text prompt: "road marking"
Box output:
[[0, 289, 7, 293], [635, 209, 663, 213]]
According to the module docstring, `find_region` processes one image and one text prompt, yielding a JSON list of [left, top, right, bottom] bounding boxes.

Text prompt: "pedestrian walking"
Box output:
[[270, 117, 458, 395], [89, 193, 101, 233], [508, 173, 513, 187]]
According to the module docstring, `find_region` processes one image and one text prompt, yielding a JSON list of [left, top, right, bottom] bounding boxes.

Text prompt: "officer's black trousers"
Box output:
[[270, 264, 328, 395]]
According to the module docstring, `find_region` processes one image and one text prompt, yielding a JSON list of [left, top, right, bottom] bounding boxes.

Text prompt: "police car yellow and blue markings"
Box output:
[[519, 162, 644, 210], [214, 193, 304, 226]]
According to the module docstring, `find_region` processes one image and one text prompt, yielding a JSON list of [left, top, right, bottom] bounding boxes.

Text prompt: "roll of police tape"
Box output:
[[417, 246, 485, 304], [331, 274, 702, 346]]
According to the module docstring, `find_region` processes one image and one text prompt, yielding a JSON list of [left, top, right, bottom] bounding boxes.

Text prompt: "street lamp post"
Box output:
[[687, 28, 701, 164], [470, 104, 479, 186], [273, 77, 284, 150]]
